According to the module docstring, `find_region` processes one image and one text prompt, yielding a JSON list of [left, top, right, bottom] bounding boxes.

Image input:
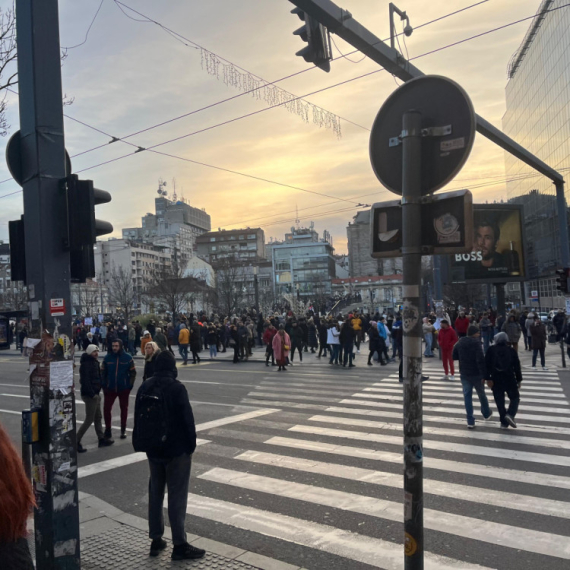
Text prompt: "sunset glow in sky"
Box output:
[[0, 0, 549, 252]]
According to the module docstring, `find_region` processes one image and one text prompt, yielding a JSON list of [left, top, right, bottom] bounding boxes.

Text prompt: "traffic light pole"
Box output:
[[16, 1, 80, 568], [401, 110, 424, 569]]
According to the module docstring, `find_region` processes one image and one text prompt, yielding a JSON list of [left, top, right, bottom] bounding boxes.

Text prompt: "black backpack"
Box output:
[[493, 345, 512, 374], [133, 380, 171, 454]]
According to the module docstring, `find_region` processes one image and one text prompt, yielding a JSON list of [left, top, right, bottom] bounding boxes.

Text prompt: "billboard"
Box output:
[[449, 204, 525, 284]]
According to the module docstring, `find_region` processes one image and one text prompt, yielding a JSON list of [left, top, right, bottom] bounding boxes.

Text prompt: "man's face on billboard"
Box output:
[[475, 225, 496, 260]]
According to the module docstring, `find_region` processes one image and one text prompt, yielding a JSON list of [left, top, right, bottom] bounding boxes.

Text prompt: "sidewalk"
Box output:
[[28, 492, 305, 570]]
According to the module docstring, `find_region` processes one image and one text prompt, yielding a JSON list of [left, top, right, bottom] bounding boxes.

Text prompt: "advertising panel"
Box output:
[[450, 204, 525, 284]]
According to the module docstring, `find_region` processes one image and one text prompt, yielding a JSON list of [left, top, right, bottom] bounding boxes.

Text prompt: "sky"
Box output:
[[0, 0, 549, 253]]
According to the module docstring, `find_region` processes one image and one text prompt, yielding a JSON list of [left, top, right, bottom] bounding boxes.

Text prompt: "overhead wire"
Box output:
[[61, 0, 105, 51], [2, 1, 568, 234]]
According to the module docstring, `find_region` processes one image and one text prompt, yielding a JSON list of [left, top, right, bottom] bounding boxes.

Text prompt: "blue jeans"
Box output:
[[343, 342, 354, 366], [461, 376, 491, 426], [178, 344, 189, 363], [210, 345, 217, 358], [128, 339, 136, 355], [329, 344, 340, 364], [424, 333, 433, 356]]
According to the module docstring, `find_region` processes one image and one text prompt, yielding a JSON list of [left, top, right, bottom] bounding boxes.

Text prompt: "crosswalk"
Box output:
[[185, 362, 570, 569]]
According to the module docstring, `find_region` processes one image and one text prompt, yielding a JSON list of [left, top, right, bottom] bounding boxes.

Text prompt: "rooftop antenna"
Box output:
[[172, 177, 177, 202], [295, 204, 300, 228], [157, 178, 168, 196]]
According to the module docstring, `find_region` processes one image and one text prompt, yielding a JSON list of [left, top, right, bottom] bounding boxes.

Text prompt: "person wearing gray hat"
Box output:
[[452, 324, 492, 429], [484, 332, 522, 429]]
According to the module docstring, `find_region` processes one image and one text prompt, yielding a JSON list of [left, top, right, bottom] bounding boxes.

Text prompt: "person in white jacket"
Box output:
[[327, 321, 341, 365]]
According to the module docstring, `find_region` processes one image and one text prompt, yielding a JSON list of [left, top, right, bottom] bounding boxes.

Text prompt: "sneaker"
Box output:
[[531, 366, 537, 369], [449, 375, 455, 381], [171, 543, 206, 561], [443, 375, 449, 381], [98, 438, 114, 447], [104, 428, 112, 440], [505, 414, 517, 428], [120, 430, 127, 439], [500, 424, 509, 430], [150, 538, 167, 557], [483, 411, 493, 420], [542, 366, 549, 371], [467, 424, 475, 430], [357, 349, 360, 354], [421, 375, 429, 382], [77, 443, 87, 453]]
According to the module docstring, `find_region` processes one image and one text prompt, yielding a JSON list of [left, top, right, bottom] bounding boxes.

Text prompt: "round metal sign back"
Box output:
[[369, 75, 476, 196]]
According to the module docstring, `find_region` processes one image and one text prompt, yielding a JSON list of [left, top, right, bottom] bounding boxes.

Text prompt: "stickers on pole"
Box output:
[[50, 298, 66, 316]]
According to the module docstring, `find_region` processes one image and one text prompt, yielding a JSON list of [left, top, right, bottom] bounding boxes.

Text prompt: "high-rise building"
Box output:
[[503, 0, 570, 307], [272, 226, 336, 300], [123, 195, 211, 263], [195, 228, 266, 266], [347, 210, 402, 277]]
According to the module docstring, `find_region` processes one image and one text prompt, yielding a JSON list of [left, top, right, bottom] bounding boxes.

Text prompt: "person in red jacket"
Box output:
[[454, 312, 470, 338], [263, 323, 277, 367], [438, 319, 458, 380]]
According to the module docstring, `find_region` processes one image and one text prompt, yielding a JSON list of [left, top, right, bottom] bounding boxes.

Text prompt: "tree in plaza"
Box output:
[[144, 262, 195, 322], [0, 7, 17, 137], [71, 282, 100, 317], [0, 281, 27, 310], [107, 266, 137, 325], [215, 258, 246, 316]]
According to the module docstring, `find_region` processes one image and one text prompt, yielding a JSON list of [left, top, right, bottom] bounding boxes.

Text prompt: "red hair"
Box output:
[[0, 422, 35, 542]]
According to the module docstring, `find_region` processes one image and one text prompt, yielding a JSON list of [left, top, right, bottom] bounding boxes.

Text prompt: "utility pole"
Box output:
[[16, 0, 80, 568], [401, 110, 424, 568], [253, 266, 260, 314]]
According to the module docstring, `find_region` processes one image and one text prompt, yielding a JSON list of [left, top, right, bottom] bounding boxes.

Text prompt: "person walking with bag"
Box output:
[[77, 345, 113, 452], [485, 332, 522, 429], [452, 325, 492, 429], [133, 351, 206, 561]]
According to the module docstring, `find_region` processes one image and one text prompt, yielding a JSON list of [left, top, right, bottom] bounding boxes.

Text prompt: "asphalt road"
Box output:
[[1, 345, 570, 570]]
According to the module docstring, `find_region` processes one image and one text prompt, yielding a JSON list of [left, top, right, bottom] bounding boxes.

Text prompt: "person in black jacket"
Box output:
[[452, 325, 492, 429], [367, 322, 385, 365], [143, 342, 161, 382], [133, 351, 205, 561], [339, 320, 356, 367], [289, 322, 304, 363], [189, 323, 202, 364], [485, 332, 522, 429], [77, 345, 113, 452], [317, 320, 329, 358]]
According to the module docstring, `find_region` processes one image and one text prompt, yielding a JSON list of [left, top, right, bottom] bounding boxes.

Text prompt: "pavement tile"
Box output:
[[235, 551, 303, 570], [189, 536, 247, 559]]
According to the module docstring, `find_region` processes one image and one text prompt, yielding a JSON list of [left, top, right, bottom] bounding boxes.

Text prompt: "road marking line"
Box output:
[[352, 392, 570, 408], [78, 439, 210, 477], [236, 450, 570, 519], [265, 436, 570, 489], [308, 414, 570, 450], [0, 408, 20, 415], [338, 399, 570, 424], [79, 409, 279, 478], [200, 468, 570, 559], [325, 406, 570, 435], [184, 494, 492, 570], [290, 424, 570, 467], [367, 384, 566, 395]]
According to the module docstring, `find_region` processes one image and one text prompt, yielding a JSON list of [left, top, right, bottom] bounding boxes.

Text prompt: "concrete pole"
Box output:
[[16, 1, 80, 567], [401, 110, 424, 569]]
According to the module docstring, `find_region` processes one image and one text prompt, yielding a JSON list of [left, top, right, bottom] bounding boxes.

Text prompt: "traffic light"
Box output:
[[64, 174, 113, 282], [556, 268, 570, 294], [291, 5, 332, 72]]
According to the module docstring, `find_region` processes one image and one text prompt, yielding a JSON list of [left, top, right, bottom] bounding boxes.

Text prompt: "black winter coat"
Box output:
[[79, 353, 102, 398], [134, 369, 197, 459], [190, 325, 202, 352], [143, 354, 159, 382], [452, 336, 485, 378], [485, 343, 522, 386], [339, 324, 356, 344], [290, 326, 304, 346], [368, 327, 381, 352], [308, 324, 318, 347]]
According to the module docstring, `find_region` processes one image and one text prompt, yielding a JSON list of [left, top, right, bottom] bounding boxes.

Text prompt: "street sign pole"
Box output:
[[15, 1, 80, 568], [401, 110, 424, 568]]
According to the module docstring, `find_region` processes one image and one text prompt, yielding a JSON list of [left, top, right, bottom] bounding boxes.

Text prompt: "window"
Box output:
[[247, 234, 256, 239], [211, 246, 217, 251], [239, 235, 245, 240], [210, 237, 216, 242]]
